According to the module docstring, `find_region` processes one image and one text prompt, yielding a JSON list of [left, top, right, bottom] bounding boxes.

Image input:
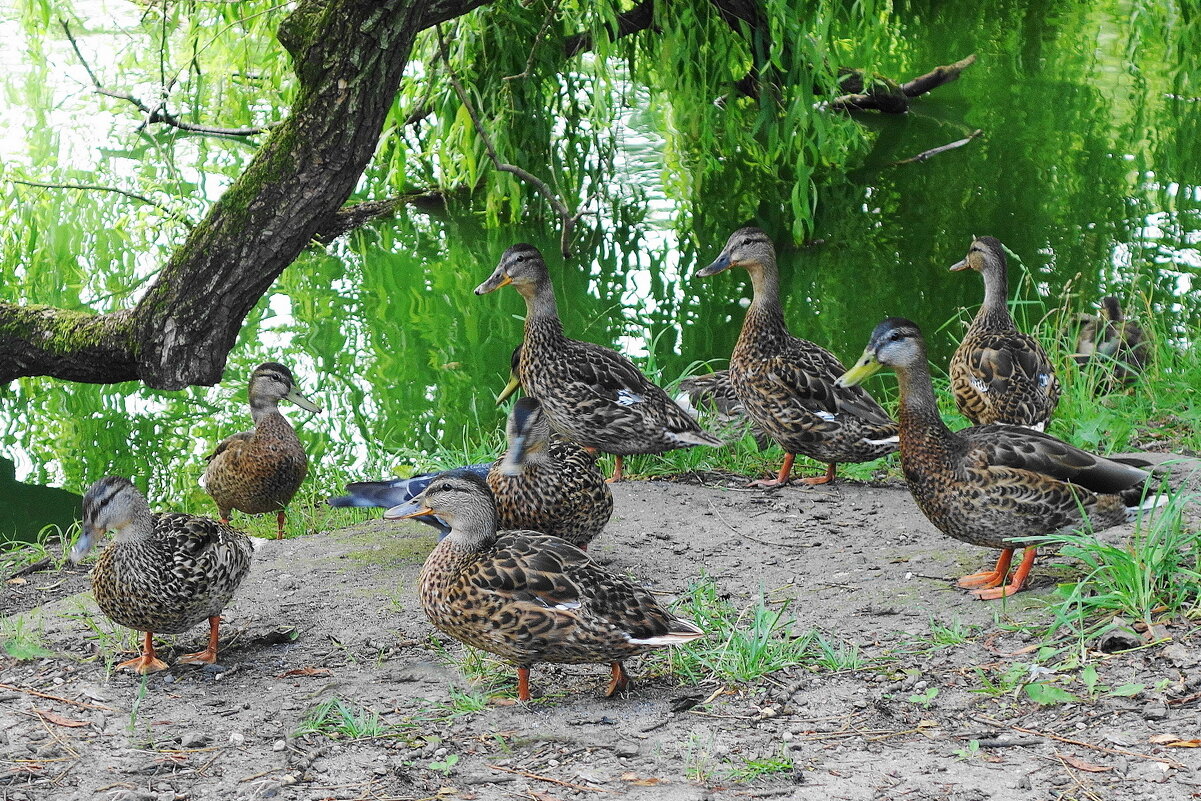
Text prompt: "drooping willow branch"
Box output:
[[60, 18, 274, 138], [8, 178, 195, 226], [436, 24, 587, 257]]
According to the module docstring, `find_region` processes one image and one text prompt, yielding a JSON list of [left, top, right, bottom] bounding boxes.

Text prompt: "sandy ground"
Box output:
[[2, 453, 1200, 801]]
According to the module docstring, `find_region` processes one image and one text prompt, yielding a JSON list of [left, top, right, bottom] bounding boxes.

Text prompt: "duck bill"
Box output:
[[495, 373, 522, 405], [948, 257, 970, 272], [69, 525, 100, 566], [695, 252, 733, 278], [474, 268, 512, 295], [383, 500, 436, 521], [285, 386, 321, 413], [835, 353, 882, 388]]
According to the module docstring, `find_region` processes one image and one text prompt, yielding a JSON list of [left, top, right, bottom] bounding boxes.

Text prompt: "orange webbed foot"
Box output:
[[117, 654, 169, 674], [957, 549, 1014, 589], [972, 549, 1036, 601], [178, 648, 219, 666]]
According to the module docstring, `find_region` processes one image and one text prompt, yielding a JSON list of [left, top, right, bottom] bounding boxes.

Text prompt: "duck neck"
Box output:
[[521, 279, 565, 343], [250, 396, 283, 425], [740, 258, 790, 343], [442, 509, 500, 554], [115, 505, 157, 547], [894, 359, 960, 466], [975, 261, 1013, 329]]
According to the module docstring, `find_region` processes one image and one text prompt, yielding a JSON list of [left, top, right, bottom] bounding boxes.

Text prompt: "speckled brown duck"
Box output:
[[333, 397, 613, 550], [948, 236, 1060, 429], [201, 362, 320, 539], [390, 469, 703, 701], [696, 227, 898, 487], [675, 369, 771, 450], [476, 244, 722, 482], [838, 317, 1164, 599], [70, 476, 253, 673], [1071, 296, 1149, 390]]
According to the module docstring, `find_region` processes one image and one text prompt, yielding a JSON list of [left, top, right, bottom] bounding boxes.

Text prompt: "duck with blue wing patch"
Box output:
[[390, 470, 702, 701], [696, 227, 898, 487]]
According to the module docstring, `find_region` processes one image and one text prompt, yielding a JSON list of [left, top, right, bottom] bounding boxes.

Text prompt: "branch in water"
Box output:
[[892, 129, 984, 166]]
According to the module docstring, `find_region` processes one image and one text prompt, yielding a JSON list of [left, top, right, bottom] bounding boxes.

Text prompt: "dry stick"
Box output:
[[892, 129, 983, 166], [0, 682, 114, 712], [435, 25, 585, 258], [707, 500, 818, 550], [997, 721, 1186, 770], [4, 556, 55, 580], [8, 178, 193, 226], [486, 763, 610, 793], [59, 19, 269, 137]]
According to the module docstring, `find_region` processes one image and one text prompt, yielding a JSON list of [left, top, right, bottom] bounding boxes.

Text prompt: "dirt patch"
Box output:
[[2, 454, 1199, 801]]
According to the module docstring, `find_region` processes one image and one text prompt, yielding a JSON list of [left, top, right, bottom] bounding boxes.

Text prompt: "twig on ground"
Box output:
[[0, 683, 113, 711], [707, 501, 820, 549], [4, 556, 55, 580], [487, 763, 609, 792], [984, 719, 1187, 770]]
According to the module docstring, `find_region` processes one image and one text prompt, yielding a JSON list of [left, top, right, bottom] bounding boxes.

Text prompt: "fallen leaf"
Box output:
[[619, 773, 664, 786], [1147, 736, 1201, 748], [1149, 734, 1184, 744], [276, 667, 331, 678], [33, 709, 90, 728], [6, 577, 26, 585], [526, 791, 562, 801], [1060, 755, 1111, 773]]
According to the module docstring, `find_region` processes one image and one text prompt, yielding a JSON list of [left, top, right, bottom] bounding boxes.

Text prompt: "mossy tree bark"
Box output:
[[0, 0, 487, 390]]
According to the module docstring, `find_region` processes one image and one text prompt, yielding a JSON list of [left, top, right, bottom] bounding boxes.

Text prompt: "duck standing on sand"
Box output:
[[696, 227, 898, 486], [71, 476, 253, 673], [476, 244, 722, 482], [389, 469, 703, 700], [201, 362, 320, 539], [838, 317, 1164, 599]]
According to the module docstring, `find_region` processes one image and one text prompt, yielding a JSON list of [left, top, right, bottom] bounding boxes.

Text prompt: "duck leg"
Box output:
[[276, 511, 287, 540], [798, 462, 837, 486], [516, 667, 532, 702], [974, 549, 1037, 600], [957, 548, 1014, 589], [179, 616, 222, 665], [747, 453, 795, 488], [117, 631, 169, 674], [604, 661, 630, 697], [605, 456, 625, 484]]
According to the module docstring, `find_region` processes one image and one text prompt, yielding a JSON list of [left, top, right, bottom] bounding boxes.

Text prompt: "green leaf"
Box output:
[[1081, 664, 1099, 691], [1109, 683, 1145, 697], [1025, 683, 1078, 705]]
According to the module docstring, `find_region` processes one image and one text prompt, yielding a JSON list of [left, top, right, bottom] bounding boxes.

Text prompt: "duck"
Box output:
[[695, 227, 898, 486], [388, 469, 703, 700], [329, 398, 613, 550], [674, 369, 771, 450], [476, 244, 722, 482], [1070, 296, 1149, 390], [201, 362, 320, 539], [70, 476, 253, 673], [837, 317, 1164, 599], [948, 236, 1060, 429]]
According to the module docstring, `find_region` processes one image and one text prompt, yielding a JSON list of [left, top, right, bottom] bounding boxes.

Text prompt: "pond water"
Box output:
[[1, 2, 1198, 543]]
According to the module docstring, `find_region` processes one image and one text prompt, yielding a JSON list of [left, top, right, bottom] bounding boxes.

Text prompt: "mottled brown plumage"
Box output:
[[675, 370, 771, 450], [392, 470, 703, 700], [332, 398, 613, 549], [696, 227, 898, 487], [1070, 296, 1149, 390], [201, 362, 320, 538], [71, 476, 253, 673], [948, 236, 1060, 429], [838, 318, 1162, 599], [476, 244, 722, 482]]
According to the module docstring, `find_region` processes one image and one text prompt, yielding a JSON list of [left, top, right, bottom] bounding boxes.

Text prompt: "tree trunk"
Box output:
[[0, 0, 486, 390]]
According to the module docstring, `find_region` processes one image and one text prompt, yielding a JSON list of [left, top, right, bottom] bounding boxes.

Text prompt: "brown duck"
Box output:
[[476, 244, 722, 482], [838, 317, 1163, 599], [331, 397, 613, 550], [696, 227, 898, 486], [201, 362, 320, 538], [390, 469, 703, 700], [1070, 296, 1149, 390], [70, 476, 253, 673], [948, 236, 1060, 429]]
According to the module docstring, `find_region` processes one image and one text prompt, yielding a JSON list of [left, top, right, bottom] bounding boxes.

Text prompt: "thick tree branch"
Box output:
[[1, 0, 425, 388], [829, 54, 977, 114]]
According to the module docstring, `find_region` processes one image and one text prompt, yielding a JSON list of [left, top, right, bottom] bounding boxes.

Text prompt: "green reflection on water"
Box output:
[[2, 2, 1199, 540]]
